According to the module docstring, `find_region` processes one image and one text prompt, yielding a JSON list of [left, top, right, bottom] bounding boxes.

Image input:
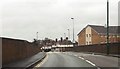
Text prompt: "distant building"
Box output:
[[77, 25, 120, 45], [58, 37, 72, 45]]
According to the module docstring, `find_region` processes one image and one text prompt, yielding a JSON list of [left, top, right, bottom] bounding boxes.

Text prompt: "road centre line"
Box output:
[[78, 57, 85, 60], [74, 55, 78, 57], [85, 60, 96, 66], [66, 53, 101, 69]]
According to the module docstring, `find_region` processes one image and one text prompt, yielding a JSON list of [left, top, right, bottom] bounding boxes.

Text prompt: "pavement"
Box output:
[[2, 52, 46, 68]]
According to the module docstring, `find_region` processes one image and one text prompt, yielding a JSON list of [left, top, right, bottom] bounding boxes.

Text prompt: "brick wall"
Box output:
[[78, 29, 85, 45], [91, 29, 101, 44], [62, 43, 120, 55], [2, 37, 41, 65]]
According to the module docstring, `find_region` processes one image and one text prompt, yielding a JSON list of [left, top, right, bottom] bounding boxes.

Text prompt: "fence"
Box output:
[[2, 37, 42, 65]]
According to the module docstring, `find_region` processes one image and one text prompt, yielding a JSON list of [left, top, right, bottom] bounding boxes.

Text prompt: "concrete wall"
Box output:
[[2, 37, 42, 65], [61, 43, 120, 55]]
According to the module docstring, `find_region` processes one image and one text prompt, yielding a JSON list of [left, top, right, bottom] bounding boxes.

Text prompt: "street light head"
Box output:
[[71, 18, 74, 19]]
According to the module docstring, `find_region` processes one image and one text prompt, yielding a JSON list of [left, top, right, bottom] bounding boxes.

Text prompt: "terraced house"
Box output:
[[77, 25, 120, 45]]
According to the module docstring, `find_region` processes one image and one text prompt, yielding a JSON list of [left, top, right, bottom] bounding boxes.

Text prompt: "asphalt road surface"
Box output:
[[66, 52, 119, 67], [35, 52, 95, 67]]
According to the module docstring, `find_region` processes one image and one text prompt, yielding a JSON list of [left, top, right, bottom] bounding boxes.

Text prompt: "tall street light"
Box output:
[[64, 33, 66, 39], [107, 0, 109, 55], [71, 18, 75, 46], [67, 29, 70, 40]]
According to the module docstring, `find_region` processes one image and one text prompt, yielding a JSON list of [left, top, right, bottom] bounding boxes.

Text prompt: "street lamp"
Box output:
[[71, 18, 75, 46], [67, 29, 70, 40], [107, 0, 109, 55], [64, 33, 66, 39]]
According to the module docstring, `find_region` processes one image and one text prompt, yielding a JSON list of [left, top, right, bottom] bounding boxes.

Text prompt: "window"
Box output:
[[86, 34, 91, 37], [86, 42, 88, 45], [89, 34, 91, 37], [86, 34, 88, 37], [89, 41, 92, 44]]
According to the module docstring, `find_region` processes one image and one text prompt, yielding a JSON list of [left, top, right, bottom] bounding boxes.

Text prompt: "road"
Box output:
[[66, 52, 119, 67], [34, 52, 96, 68]]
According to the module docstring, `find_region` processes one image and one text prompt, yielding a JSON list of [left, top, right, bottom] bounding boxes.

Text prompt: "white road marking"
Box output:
[[78, 57, 85, 60], [35, 52, 100, 69], [77, 55, 101, 69], [78, 56, 100, 68], [67, 53, 101, 69], [74, 55, 77, 57], [35, 53, 48, 67], [85, 60, 96, 66], [97, 67, 101, 69]]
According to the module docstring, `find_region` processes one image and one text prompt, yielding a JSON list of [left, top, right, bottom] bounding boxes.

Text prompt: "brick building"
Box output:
[[77, 25, 120, 45]]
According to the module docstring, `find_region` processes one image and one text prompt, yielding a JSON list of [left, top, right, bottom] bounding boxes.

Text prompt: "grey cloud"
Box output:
[[1, 0, 119, 41]]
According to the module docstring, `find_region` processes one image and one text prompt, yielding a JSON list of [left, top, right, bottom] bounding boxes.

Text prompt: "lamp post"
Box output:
[[67, 29, 70, 40], [64, 33, 66, 39], [71, 18, 75, 46], [107, 0, 109, 55]]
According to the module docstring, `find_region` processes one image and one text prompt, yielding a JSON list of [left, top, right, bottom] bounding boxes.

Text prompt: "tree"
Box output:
[[55, 38, 58, 42], [66, 37, 68, 40], [60, 37, 63, 42]]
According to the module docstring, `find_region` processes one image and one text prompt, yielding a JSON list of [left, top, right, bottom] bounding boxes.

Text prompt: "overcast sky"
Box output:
[[0, 0, 120, 42]]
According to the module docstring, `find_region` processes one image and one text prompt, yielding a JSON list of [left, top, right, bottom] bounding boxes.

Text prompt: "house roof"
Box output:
[[78, 25, 120, 36]]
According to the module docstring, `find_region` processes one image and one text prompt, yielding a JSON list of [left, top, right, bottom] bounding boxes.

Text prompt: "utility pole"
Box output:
[[64, 33, 66, 39], [71, 18, 75, 46], [107, 0, 109, 55], [67, 29, 70, 40], [36, 32, 38, 40]]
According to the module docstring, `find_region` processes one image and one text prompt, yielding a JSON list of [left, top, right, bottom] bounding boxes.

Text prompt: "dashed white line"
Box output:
[[97, 67, 101, 69], [78, 57, 101, 69], [74, 55, 96, 67], [78, 57, 85, 60], [66, 53, 101, 69], [74, 55, 78, 57], [85, 60, 96, 66]]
